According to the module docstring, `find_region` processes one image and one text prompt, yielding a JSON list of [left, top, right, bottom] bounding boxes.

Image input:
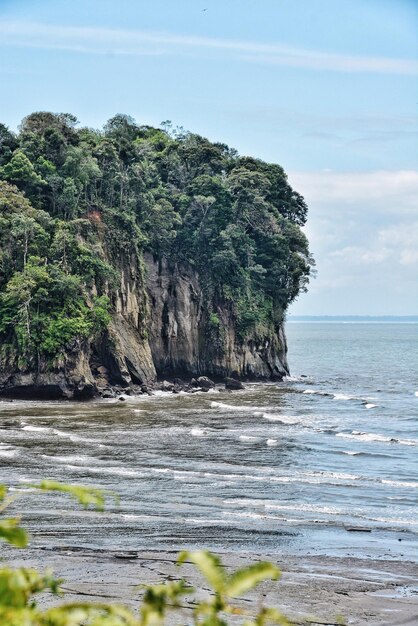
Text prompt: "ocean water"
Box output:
[[1, 323, 417, 559]]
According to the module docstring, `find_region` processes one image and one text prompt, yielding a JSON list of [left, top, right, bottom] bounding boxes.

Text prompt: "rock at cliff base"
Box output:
[[197, 376, 215, 389], [101, 389, 115, 399], [225, 377, 245, 390], [160, 380, 174, 392]]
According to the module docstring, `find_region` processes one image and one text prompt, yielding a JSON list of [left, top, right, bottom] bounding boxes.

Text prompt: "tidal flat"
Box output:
[[2, 322, 417, 624], [6, 546, 418, 625]]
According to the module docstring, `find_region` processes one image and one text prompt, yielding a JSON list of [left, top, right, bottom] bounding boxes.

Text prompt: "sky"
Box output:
[[0, 0, 417, 315]]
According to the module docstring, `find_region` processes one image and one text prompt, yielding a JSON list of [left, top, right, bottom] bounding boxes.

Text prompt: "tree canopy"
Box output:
[[0, 112, 313, 366]]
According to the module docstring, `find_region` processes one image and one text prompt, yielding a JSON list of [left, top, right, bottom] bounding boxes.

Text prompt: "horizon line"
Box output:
[[288, 314, 418, 318]]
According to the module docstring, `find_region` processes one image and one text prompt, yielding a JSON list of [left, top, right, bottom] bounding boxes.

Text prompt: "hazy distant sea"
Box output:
[[1, 322, 417, 560], [288, 315, 418, 323]]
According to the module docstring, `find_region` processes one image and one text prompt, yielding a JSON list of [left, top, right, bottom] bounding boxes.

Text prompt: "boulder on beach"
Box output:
[[225, 377, 245, 390], [101, 389, 115, 399], [197, 376, 215, 389], [160, 380, 174, 392]]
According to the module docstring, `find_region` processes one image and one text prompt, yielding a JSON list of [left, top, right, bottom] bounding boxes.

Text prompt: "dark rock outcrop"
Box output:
[[225, 377, 245, 390], [144, 253, 289, 383], [0, 340, 96, 399], [0, 253, 289, 399], [197, 376, 215, 389]]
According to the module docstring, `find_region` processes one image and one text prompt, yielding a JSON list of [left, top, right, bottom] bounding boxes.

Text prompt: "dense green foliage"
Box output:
[[0, 481, 293, 625], [0, 112, 312, 365]]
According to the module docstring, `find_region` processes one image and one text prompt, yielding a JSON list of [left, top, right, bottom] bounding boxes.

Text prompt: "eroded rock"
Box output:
[[197, 376, 215, 389], [225, 377, 245, 390]]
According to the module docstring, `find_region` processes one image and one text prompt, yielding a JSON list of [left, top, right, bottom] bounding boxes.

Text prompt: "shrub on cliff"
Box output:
[[0, 182, 112, 367]]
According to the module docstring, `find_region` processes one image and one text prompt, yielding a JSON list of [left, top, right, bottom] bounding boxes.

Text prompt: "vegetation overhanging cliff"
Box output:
[[0, 113, 313, 398]]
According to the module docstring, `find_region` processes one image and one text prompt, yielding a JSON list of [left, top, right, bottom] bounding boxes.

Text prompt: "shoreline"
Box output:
[[1, 383, 417, 564], [5, 544, 418, 625], [0, 374, 251, 402]]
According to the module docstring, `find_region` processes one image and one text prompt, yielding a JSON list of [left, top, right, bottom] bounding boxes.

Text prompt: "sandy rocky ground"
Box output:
[[6, 546, 418, 625]]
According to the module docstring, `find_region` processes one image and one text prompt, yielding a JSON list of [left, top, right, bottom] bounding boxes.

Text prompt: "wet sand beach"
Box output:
[[6, 545, 418, 625]]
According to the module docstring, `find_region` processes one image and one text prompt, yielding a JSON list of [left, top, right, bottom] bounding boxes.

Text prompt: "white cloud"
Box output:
[[0, 20, 417, 75], [289, 170, 418, 216], [329, 246, 391, 265], [379, 221, 418, 248], [287, 170, 418, 314], [378, 222, 418, 266], [360, 248, 391, 264], [401, 249, 418, 266], [239, 52, 418, 74]]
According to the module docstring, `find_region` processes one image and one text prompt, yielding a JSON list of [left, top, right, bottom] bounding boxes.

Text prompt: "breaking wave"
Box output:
[[336, 431, 417, 446]]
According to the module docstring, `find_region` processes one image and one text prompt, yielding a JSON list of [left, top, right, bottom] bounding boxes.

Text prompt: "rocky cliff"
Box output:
[[0, 113, 311, 399], [0, 251, 288, 398], [145, 253, 288, 381]]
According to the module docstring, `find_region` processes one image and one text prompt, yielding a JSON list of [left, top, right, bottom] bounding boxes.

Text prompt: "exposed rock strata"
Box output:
[[0, 341, 96, 399], [145, 253, 288, 382], [0, 253, 289, 399]]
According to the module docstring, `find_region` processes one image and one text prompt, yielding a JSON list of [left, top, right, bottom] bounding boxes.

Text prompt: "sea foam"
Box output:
[[262, 413, 300, 424], [336, 431, 417, 446], [381, 479, 418, 489], [22, 425, 51, 433], [210, 401, 261, 411], [191, 428, 206, 437], [0, 448, 17, 458]]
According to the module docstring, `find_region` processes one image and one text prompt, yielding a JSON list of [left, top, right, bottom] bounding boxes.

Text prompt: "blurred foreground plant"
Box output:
[[0, 481, 291, 625]]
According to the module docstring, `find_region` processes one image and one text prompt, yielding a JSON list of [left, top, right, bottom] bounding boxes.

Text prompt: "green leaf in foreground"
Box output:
[[0, 518, 28, 548], [0, 485, 8, 503], [140, 580, 191, 626], [243, 606, 291, 625], [0, 567, 61, 607], [44, 603, 142, 626], [178, 550, 226, 593], [29, 480, 117, 511], [226, 562, 281, 598]]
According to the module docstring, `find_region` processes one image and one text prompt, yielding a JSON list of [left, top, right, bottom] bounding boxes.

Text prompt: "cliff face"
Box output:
[[0, 113, 311, 399], [94, 258, 156, 388], [145, 253, 288, 381], [0, 344, 96, 399], [0, 252, 288, 398]]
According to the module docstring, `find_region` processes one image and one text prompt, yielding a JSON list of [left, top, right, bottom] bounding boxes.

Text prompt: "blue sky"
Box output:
[[0, 0, 417, 314]]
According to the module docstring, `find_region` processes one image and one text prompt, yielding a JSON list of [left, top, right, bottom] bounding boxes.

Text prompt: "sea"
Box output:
[[1, 322, 417, 560]]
